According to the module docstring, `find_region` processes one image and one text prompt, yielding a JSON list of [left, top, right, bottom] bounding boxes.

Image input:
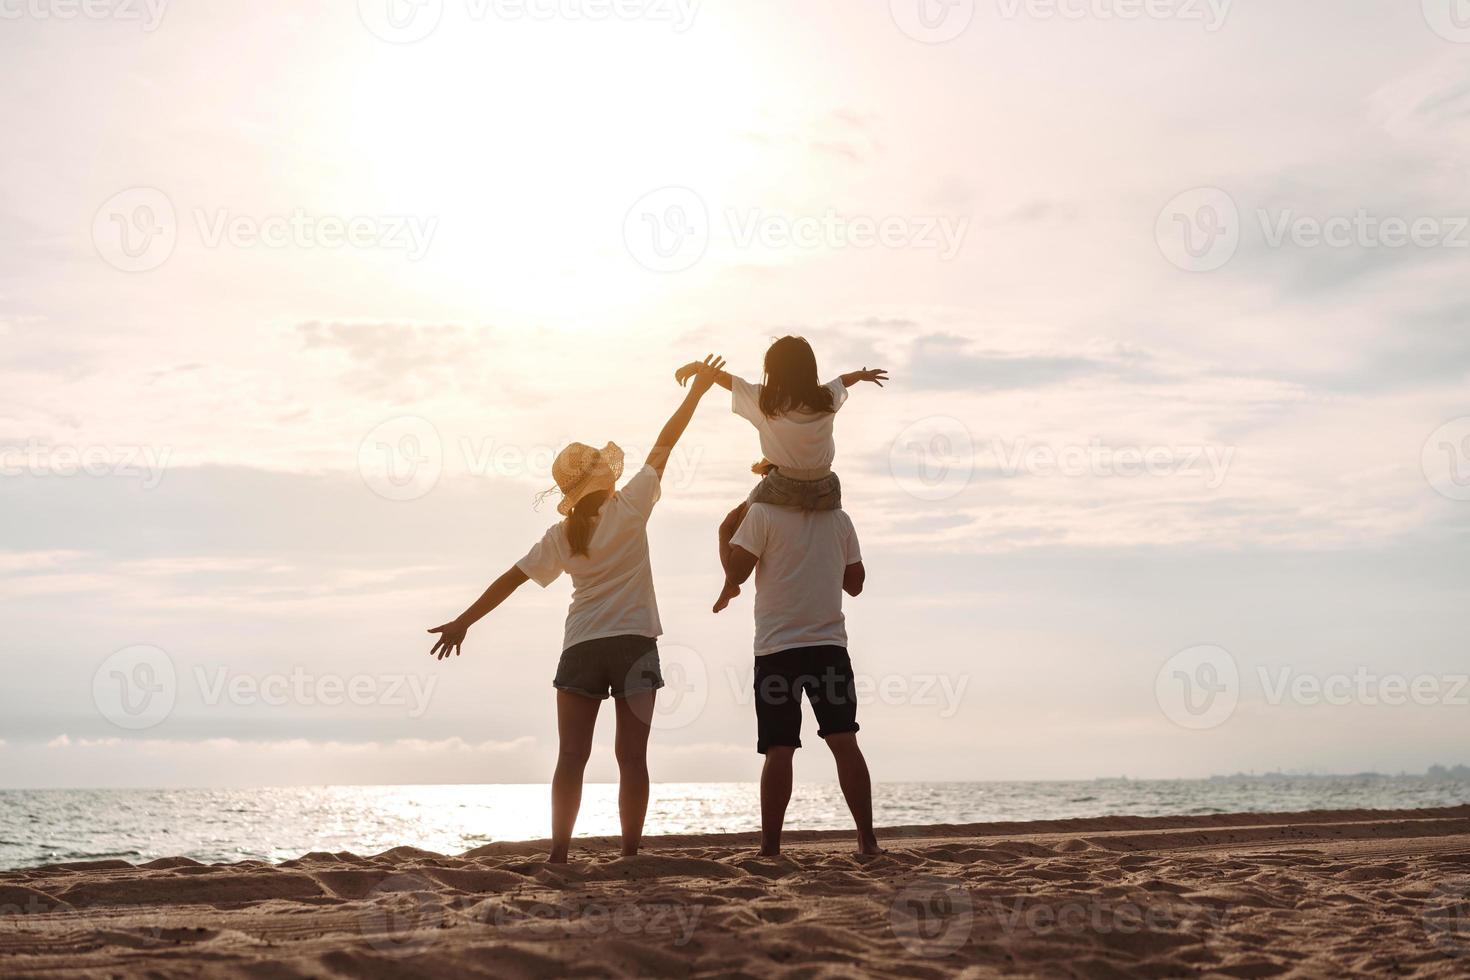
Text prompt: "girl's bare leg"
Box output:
[[613, 690, 656, 856], [550, 691, 601, 863], [718, 501, 750, 577]]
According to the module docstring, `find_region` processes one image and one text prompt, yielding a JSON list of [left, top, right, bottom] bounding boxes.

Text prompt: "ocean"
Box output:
[[3, 776, 1467, 872]]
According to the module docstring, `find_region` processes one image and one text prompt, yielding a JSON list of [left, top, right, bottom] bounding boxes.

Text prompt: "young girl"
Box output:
[[427, 355, 726, 864], [674, 336, 886, 610]]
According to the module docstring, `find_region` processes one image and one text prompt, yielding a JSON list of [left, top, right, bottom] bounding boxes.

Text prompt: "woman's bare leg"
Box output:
[[550, 691, 601, 863], [613, 690, 656, 856]]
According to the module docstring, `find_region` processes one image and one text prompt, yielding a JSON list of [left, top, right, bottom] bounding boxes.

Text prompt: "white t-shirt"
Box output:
[[729, 503, 862, 656], [731, 376, 848, 471], [517, 464, 663, 651]]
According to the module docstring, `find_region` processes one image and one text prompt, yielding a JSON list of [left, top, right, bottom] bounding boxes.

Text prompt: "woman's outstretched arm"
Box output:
[[673, 359, 733, 391], [648, 354, 725, 479], [427, 565, 530, 659], [838, 367, 888, 388]]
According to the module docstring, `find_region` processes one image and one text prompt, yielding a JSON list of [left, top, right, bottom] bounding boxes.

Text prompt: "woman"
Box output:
[[427, 355, 726, 863]]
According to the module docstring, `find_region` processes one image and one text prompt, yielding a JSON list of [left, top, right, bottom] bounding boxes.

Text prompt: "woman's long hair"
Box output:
[[565, 489, 610, 558], [758, 335, 834, 418]]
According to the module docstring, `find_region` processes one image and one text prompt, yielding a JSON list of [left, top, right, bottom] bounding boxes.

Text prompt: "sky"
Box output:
[[2, 0, 1469, 788]]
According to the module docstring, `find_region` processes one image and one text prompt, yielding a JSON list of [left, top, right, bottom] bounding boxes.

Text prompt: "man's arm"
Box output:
[[843, 560, 865, 597], [838, 367, 888, 389]]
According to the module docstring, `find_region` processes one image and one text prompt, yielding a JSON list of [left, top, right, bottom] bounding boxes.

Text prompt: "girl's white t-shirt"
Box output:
[[730, 376, 849, 471], [516, 464, 663, 652]]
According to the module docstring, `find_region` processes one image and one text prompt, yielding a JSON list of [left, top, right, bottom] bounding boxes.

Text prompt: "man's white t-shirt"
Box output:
[[517, 464, 663, 651], [729, 504, 862, 656], [731, 376, 848, 472]]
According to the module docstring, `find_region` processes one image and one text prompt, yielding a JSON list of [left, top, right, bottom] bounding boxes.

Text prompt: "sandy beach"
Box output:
[[2, 805, 1468, 978]]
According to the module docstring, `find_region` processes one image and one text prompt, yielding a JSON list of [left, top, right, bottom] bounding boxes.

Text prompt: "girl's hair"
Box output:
[[758, 335, 834, 418], [565, 489, 610, 558]]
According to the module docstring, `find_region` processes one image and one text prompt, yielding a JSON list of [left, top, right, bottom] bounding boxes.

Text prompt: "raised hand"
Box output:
[[853, 367, 888, 387], [689, 354, 727, 394], [674, 361, 701, 387], [428, 620, 468, 661]]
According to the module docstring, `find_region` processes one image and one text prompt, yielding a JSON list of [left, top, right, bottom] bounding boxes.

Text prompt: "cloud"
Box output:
[[902, 333, 1157, 392]]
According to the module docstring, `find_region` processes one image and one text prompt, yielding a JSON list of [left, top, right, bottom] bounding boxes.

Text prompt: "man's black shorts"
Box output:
[[753, 645, 860, 754]]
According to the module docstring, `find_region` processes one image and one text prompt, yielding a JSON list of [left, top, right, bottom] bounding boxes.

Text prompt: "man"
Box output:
[[712, 502, 879, 856]]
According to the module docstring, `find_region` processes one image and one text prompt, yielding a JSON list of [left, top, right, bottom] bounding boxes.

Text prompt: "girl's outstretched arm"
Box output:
[[649, 354, 726, 478], [427, 565, 530, 659], [674, 359, 733, 391], [839, 367, 888, 388]]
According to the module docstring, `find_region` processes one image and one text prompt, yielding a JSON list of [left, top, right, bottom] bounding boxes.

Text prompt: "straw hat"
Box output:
[[550, 442, 624, 516]]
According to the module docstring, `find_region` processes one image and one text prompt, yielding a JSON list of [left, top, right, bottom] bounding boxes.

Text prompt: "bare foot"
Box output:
[[758, 847, 781, 857], [548, 849, 569, 864], [712, 580, 740, 613], [857, 835, 884, 856]]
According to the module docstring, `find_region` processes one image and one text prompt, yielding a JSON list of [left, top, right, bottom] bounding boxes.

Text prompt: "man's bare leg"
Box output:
[[759, 746, 796, 856], [825, 733, 881, 855]]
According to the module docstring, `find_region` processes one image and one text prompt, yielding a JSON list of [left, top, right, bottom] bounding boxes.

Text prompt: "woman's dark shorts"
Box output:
[[753, 645, 860, 754], [553, 634, 663, 701]]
